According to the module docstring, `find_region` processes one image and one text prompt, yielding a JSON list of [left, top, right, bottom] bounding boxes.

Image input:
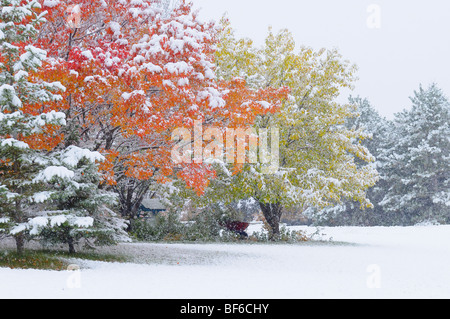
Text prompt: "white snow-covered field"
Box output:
[[1, 225, 450, 299]]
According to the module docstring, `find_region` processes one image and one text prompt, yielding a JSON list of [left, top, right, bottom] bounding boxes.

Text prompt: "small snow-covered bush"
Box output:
[[130, 210, 242, 243], [250, 219, 309, 243], [130, 211, 186, 242], [250, 226, 309, 243]]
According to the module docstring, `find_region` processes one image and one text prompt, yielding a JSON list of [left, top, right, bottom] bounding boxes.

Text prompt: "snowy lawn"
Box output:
[[1, 225, 450, 299]]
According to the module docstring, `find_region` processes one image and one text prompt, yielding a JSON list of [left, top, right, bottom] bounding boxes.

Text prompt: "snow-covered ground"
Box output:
[[1, 225, 450, 299]]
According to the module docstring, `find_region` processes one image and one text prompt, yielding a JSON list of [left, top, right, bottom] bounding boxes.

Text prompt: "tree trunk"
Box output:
[[14, 198, 25, 255], [117, 180, 150, 219], [68, 237, 76, 255], [259, 202, 283, 241], [14, 233, 25, 255]]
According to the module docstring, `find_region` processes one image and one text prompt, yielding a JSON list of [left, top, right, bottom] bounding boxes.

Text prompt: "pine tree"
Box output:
[[0, 0, 129, 254], [379, 84, 450, 225], [30, 146, 130, 254], [0, 0, 66, 253]]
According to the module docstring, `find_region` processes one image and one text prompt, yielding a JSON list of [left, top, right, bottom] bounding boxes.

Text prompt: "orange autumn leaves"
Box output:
[[29, 0, 288, 194]]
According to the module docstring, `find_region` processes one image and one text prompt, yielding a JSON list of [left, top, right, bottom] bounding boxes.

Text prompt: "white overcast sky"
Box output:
[[191, 0, 450, 119]]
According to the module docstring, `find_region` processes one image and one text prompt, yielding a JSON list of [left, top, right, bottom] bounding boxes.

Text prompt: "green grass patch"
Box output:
[[0, 249, 128, 271], [44, 250, 129, 264], [0, 250, 69, 271]]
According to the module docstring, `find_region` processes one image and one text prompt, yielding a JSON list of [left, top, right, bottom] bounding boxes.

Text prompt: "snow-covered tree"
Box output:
[[379, 84, 450, 225], [201, 23, 379, 239], [30, 146, 130, 254], [0, 0, 130, 254], [0, 0, 66, 253], [36, 0, 286, 222]]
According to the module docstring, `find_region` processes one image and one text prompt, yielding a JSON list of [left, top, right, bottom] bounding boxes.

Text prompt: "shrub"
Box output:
[[130, 209, 243, 242], [130, 211, 186, 242], [250, 219, 309, 243]]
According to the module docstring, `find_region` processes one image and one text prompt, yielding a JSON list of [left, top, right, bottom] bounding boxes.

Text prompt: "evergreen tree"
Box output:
[[0, 0, 129, 253], [379, 84, 450, 225], [31, 146, 130, 254], [0, 0, 66, 253]]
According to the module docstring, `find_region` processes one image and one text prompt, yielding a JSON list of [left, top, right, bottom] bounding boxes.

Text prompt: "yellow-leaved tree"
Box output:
[[209, 19, 379, 240]]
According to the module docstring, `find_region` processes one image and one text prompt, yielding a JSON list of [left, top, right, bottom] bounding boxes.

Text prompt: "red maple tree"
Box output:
[[33, 0, 288, 216]]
